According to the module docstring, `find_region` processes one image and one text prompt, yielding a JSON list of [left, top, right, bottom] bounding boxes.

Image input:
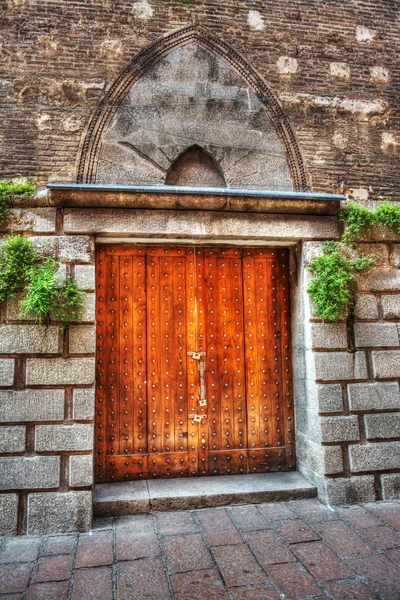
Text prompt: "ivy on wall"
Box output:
[[0, 177, 37, 226], [308, 200, 400, 324]]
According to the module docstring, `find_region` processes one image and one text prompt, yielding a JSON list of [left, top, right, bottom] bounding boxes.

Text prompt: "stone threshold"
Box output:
[[93, 471, 317, 517]]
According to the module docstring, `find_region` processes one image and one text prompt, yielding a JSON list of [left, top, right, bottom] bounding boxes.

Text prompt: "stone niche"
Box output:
[[96, 43, 293, 190]]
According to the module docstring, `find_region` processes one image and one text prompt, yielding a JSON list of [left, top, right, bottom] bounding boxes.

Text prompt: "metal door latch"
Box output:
[[199, 399, 207, 407], [187, 351, 206, 360], [188, 414, 207, 422]]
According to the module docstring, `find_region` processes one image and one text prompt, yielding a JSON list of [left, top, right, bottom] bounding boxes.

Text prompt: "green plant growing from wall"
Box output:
[[0, 177, 37, 226], [0, 235, 85, 325], [340, 201, 400, 245]]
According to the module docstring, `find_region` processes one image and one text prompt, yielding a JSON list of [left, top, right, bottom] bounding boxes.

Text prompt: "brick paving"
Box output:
[[0, 499, 399, 599]]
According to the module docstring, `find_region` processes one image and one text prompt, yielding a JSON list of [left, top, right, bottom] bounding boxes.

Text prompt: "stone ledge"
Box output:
[[93, 472, 316, 517]]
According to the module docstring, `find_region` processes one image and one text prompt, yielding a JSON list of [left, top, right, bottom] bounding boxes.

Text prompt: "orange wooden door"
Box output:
[[95, 245, 295, 483]]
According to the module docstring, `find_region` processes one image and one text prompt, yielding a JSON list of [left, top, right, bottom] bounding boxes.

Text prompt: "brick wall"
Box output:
[[0, 0, 399, 200]]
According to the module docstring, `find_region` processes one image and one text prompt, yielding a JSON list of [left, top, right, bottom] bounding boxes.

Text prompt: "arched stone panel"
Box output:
[[76, 25, 308, 191], [165, 145, 226, 187]]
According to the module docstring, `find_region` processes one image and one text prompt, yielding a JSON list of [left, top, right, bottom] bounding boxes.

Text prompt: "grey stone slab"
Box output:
[[0, 426, 26, 452], [358, 268, 400, 292], [381, 474, 400, 500], [27, 491, 92, 534], [3, 208, 57, 233], [72, 388, 95, 420], [148, 472, 316, 511], [0, 325, 59, 353], [69, 455, 93, 487], [354, 323, 399, 347], [354, 294, 378, 320], [81, 293, 95, 322], [314, 352, 367, 381], [320, 416, 360, 443], [0, 359, 14, 386], [0, 493, 19, 536], [68, 325, 96, 354], [317, 384, 344, 413], [26, 357, 95, 385], [93, 481, 150, 516], [372, 351, 400, 378], [323, 446, 343, 475], [35, 424, 93, 451], [382, 295, 400, 319], [0, 456, 60, 490], [349, 442, 400, 472], [325, 476, 375, 505], [74, 265, 95, 290], [365, 413, 400, 439], [0, 389, 64, 422], [348, 382, 400, 411], [311, 323, 347, 349], [64, 208, 339, 240], [31, 235, 94, 264]]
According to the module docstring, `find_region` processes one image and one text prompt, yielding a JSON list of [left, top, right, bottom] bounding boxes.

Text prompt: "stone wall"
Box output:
[[0, 0, 399, 200], [0, 211, 96, 535], [295, 239, 400, 505]]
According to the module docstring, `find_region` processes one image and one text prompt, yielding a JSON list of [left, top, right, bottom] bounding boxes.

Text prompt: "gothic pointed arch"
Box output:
[[76, 25, 308, 191], [165, 145, 226, 187]]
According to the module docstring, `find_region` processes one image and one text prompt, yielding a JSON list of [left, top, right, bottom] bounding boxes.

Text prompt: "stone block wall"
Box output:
[[295, 240, 400, 505], [0, 214, 95, 535]]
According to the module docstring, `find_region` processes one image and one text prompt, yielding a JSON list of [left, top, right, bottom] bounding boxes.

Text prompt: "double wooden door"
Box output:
[[95, 245, 295, 483]]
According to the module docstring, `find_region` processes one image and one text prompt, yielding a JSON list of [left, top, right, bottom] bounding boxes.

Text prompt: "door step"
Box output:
[[93, 471, 316, 517]]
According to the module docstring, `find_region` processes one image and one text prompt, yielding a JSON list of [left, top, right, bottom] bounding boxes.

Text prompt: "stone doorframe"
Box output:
[[49, 183, 351, 506]]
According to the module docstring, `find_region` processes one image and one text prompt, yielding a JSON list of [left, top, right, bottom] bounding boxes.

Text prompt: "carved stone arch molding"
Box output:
[[76, 25, 308, 191]]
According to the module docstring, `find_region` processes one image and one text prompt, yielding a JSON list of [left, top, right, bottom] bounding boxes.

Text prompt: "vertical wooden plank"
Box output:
[[132, 249, 147, 461], [186, 247, 199, 476], [196, 247, 208, 475], [118, 253, 133, 465], [172, 253, 188, 455], [95, 246, 107, 482]]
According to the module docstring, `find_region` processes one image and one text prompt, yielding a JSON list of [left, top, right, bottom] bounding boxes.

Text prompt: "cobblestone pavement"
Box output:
[[0, 499, 400, 600]]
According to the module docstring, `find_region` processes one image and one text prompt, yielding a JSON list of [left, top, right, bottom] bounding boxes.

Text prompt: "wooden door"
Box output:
[[95, 245, 295, 483]]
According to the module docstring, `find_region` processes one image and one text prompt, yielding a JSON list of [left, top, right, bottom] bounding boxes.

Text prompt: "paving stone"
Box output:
[[212, 544, 270, 587], [348, 382, 400, 411], [196, 509, 242, 546], [0, 563, 33, 594], [156, 511, 198, 537], [92, 518, 114, 531], [117, 558, 172, 600], [292, 540, 355, 580], [40, 535, 77, 556], [0, 493, 18, 536], [0, 594, 23, 600], [26, 580, 70, 600], [0, 537, 40, 563], [244, 530, 295, 565], [338, 506, 383, 529], [272, 519, 321, 544], [386, 547, 400, 565], [75, 531, 114, 568], [322, 580, 378, 600], [313, 520, 374, 557], [229, 586, 278, 600], [345, 553, 400, 597], [227, 506, 269, 531], [258, 502, 297, 522], [366, 503, 400, 531], [163, 533, 213, 573], [266, 562, 323, 598], [360, 525, 400, 550], [32, 554, 73, 582], [171, 569, 230, 600], [289, 499, 340, 524], [116, 516, 160, 561], [72, 566, 113, 600]]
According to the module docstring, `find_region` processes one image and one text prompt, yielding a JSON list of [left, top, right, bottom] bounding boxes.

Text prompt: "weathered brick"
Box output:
[[69, 325, 95, 354], [348, 382, 400, 411], [72, 388, 95, 420], [354, 322, 399, 347], [371, 351, 400, 378], [74, 265, 95, 290], [350, 441, 400, 472], [314, 352, 367, 381], [325, 476, 375, 505], [311, 323, 347, 349], [381, 474, 400, 500], [26, 357, 95, 385], [35, 424, 93, 451], [382, 294, 400, 319], [0, 426, 26, 452], [0, 389, 64, 422], [31, 236, 94, 264], [354, 294, 378, 320], [0, 493, 19, 536], [81, 293, 95, 321], [317, 384, 343, 412], [358, 268, 400, 292], [0, 456, 60, 490], [0, 359, 14, 386], [391, 244, 400, 268], [365, 413, 400, 439], [27, 491, 92, 534], [0, 325, 60, 354], [320, 415, 360, 442], [3, 208, 56, 233], [358, 243, 390, 266], [69, 455, 93, 487], [323, 446, 343, 474]]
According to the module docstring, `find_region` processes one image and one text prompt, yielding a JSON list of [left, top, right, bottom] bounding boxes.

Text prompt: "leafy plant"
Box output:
[[0, 176, 37, 226], [340, 201, 400, 245], [374, 201, 400, 233], [0, 235, 85, 325], [307, 241, 374, 322], [0, 235, 36, 302]]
